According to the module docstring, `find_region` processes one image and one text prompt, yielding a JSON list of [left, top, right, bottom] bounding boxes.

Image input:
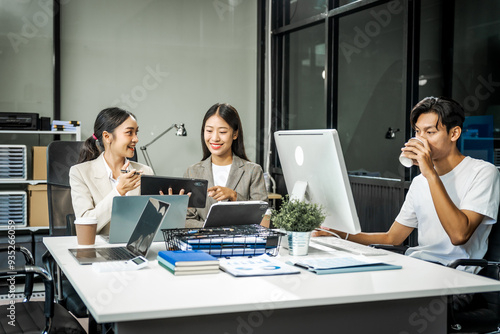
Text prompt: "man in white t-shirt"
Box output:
[[320, 96, 500, 272]]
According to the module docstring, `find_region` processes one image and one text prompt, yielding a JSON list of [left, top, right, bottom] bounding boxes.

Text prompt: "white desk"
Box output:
[[44, 236, 500, 333]]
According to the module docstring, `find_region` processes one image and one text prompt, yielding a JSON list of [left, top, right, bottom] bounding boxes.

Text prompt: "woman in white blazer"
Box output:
[[69, 107, 153, 234]]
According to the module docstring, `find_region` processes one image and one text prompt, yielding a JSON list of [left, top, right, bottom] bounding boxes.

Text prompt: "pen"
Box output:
[[121, 169, 140, 175]]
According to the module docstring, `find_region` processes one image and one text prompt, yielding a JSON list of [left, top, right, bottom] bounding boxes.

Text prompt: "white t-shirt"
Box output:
[[396, 157, 500, 272], [212, 163, 232, 187]]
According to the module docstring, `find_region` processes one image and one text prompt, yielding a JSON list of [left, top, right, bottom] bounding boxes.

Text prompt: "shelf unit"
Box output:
[[7, 226, 50, 232], [0, 127, 81, 231], [0, 180, 47, 185], [0, 127, 81, 141]]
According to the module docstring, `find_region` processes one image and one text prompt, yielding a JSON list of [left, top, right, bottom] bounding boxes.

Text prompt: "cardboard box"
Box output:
[[28, 184, 49, 227], [32, 146, 47, 180]]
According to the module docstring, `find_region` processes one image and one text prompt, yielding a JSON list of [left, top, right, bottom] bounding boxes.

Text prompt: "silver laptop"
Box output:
[[69, 198, 170, 265], [109, 195, 188, 243], [203, 200, 268, 228]]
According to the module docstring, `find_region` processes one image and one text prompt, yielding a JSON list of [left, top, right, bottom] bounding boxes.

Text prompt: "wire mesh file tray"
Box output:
[[162, 224, 285, 257]]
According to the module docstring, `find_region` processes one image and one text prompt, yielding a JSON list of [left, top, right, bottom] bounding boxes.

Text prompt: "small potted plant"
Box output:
[[271, 195, 326, 255]]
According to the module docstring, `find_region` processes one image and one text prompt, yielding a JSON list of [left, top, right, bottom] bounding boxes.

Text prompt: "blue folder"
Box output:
[[288, 256, 402, 275]]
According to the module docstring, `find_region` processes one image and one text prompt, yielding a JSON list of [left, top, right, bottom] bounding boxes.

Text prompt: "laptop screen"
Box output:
[[126, 198, 170, 256]]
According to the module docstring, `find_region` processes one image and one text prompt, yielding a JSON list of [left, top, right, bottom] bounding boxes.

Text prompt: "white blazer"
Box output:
[[69, 153, 153, 234]]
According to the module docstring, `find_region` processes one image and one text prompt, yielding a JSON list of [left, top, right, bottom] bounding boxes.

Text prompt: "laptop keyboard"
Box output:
[[97, 247, 134, 260]]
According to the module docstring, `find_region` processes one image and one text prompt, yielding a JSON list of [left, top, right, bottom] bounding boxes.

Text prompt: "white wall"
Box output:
[[60, 0, 257, 176], [0, 0, 53, 117]]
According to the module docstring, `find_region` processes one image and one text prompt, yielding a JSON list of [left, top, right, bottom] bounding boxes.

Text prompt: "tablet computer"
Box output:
[[203, 200, 268, 228], [141, 175, 208, 208]]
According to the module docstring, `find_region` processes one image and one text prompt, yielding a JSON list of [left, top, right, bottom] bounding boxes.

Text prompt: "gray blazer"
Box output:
[[183, 154, 268, 227], [69, 153, 154, 234]]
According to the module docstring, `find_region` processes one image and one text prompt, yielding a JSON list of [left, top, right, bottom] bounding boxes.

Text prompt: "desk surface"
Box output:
[[44, 235, 500, 324]]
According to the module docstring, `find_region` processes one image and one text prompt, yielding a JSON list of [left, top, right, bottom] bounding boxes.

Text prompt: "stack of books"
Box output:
[[157, 250, 220, 276], [51, 120, 80, 132]]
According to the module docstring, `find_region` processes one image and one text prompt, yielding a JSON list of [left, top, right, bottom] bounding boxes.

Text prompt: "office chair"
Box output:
[[46, 141, 83, 236], [43, 141, 88, 318], [370, 210, 500, 333], [0, 246, 86, 334], [447, 213, 500, 333]]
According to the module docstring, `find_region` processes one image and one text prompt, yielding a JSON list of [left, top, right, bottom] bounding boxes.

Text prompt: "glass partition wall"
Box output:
[[269, 0, 500, 235], [270, 0, 500, 182]]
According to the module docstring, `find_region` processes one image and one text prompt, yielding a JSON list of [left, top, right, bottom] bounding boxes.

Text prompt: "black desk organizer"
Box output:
[[162, 224, 285, 257]]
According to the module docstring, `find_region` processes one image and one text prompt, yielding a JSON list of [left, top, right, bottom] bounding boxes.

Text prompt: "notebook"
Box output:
[[203, 200, 268, 228], [69, 198, 170, 265], [141, 175, 208, 208], [108, 195, 188, 243]]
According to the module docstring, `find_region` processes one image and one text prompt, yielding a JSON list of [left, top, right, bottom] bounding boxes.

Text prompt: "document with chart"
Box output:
[[219, 254, 300, 277]]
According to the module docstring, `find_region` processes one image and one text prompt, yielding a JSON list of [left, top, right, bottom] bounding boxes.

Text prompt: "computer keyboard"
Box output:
[[310, 237, 388, 256]]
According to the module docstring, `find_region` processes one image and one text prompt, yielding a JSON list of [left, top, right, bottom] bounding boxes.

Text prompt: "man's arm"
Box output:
[[316, 221, 414, 246], [405, 137, 485, 245], [426, 174, 484, 245]]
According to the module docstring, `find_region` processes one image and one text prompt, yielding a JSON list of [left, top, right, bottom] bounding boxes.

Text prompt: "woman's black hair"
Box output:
[[201, 103, 249, 161], [410, 96, 465, 132], [78, 107, 136, 163]]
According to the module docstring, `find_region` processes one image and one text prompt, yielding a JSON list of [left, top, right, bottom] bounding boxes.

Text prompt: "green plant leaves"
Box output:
[[271, 195, 326, 232]]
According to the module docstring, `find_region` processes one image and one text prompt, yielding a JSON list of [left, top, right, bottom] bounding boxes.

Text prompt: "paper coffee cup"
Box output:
[[75, 217, 97, 246], [399, 155, 414, 168], [399, 137, 423, 168]]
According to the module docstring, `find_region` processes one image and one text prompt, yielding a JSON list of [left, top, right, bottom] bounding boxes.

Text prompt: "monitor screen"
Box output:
[[274, 129, 361, 234]]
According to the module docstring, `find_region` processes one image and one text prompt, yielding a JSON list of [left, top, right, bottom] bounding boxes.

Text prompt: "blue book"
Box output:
[[158, 250, 219, 267]]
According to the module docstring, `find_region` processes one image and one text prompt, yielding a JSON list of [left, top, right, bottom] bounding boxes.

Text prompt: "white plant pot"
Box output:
[[287, 231, 312, 256]]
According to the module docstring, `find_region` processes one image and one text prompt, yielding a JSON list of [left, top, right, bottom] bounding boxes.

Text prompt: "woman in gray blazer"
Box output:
[[184, 103, 268, 227], [70, 107, 153, 234]]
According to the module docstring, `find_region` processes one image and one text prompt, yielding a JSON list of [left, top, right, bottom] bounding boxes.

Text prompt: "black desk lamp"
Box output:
[[140, 123, 187, 173]]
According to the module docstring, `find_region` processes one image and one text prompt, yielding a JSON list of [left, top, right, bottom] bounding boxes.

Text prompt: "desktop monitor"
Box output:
[[274, 129, 361, 234]]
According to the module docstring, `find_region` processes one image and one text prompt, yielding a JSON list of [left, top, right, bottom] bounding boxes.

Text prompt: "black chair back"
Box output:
[[46, 141, 83, 236], [478, 206, 500, 324]]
